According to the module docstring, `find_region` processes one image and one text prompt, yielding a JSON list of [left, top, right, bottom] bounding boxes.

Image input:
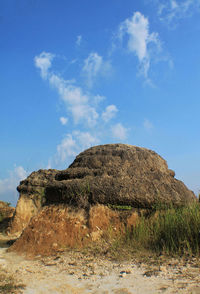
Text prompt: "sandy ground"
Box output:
[[0, 245, 200, 294]]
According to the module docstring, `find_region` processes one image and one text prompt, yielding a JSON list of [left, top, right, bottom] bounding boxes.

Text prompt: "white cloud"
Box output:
[[0, 166, 28, 203], [76, 35, 82, 46], [82, 52, 111, 87], [143, 119, 154, 130], [56, 131, 98, 164], [56, 134, 77, 163], [60, 117, 68, 125], [73, 131, 99, 150], [118, 12, 161, 79], [111, 123, 128, 140], [93, 94, 105, 105], [157, 0, 200, 24], [102, 105, 118, 122], [34, 52, 54, 79], [70, 103, 99, 126], [34, 51, 128, 167], [34, 53, 99, 127], [49, 75, 99, 126], [50, 75, 98, 126]]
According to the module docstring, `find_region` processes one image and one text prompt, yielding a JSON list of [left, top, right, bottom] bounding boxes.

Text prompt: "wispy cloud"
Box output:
[[0, 166, 28, 203], [34, 51, 123, 166], [49, 74, 99, 126], [56, 134, 77, 163], [76, 35, 82, 46], [35, 53, 99, 127], [111, 123, 128, 140], [55, 131, 98, 164], [157, 0, 200, 24], [73, 131, 99, 150], [102, 105, 118, 122], [82, 52, 112, 88], [143, 118, 154, 131], [34, 52, 54, 79], [117, 12, 161, 80], [60, 117, 68, 125]]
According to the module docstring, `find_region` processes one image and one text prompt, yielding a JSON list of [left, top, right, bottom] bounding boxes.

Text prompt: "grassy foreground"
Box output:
[[110, 202, 200, 257]]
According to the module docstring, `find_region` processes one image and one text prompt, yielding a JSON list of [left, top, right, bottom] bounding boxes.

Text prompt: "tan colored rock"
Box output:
[[9, 205, 89, 256], [0, 201, 14, 219], [8, 194, 39, 236], [8, 169, 57, 235], [9, 204, 140, 256], [0, 201, 15, 232]]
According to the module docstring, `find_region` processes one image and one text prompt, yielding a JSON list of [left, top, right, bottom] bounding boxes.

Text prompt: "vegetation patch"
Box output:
[[0, 266, 25, 294], [107, 204, 133, 211], [110, 202, 200, 257]]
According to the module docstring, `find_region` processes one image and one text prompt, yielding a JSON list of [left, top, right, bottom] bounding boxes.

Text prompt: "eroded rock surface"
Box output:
[[8, 169, 58, 235], [0, 201, 15, 232], [45, 144, 196, 209], [9, 144, 196, 237], [9, 204, 139, 256]]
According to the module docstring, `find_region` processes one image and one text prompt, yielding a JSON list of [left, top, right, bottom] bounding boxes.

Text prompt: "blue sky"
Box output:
[[1, 0, 200, 206]]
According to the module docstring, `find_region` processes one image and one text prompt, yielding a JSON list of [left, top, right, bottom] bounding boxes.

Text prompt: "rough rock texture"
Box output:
[[0, 201, 14, 219], [9, 144, 196, 237], [0, 201, 15, 232], [9, 204, 139, 256], [45, 144, 196, 209], [8, 169, 58, 236]]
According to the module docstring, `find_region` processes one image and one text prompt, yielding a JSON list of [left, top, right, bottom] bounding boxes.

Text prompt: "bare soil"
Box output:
[[0, 234, 200, 294]]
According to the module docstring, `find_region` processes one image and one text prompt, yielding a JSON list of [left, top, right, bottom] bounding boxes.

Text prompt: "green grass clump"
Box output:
[[123, 202, 200, 256], [107, 204, 132, 210]]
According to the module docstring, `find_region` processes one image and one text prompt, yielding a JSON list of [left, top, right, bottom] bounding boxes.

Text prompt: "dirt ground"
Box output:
[[0, 236, 200, 294]]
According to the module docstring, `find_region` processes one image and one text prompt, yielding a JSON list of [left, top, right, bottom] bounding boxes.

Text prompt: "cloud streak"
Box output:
[[76, 35, 82, 46], [118, 12, 161, 79], [157, 0, 200, 24], [35, 53, 99, 127], [82, 52, 111, 88], [102, 105, 118, 122], [49, 74, 99, 126], [34, 51, 124, 166]]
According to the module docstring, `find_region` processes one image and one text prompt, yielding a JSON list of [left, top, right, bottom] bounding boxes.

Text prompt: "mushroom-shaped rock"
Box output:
[[45, 144, 196, 208]]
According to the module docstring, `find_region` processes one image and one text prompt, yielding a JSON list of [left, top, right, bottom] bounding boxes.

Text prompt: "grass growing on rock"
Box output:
[[108, 202, 200, 258]]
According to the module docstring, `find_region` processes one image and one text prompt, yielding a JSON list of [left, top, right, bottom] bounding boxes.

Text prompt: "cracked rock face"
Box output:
[[9, 144, 196, 235], [45, 144, 196, 208]]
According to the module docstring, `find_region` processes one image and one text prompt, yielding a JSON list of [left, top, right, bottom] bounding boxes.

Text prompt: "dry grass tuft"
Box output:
[[0, 266, 25, 294]]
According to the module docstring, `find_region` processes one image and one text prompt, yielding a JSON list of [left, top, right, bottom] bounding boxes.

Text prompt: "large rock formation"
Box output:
[[45, 144, 195, 209], [9, 144, 196, 236]]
